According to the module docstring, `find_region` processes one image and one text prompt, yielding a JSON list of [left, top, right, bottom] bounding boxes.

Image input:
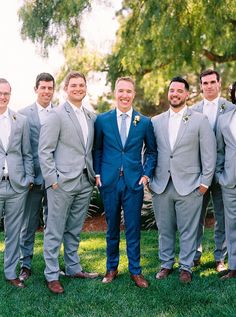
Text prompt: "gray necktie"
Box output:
[[120, 113, 128, 147]]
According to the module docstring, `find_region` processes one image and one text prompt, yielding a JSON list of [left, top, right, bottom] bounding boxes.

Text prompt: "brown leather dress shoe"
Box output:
[[102, 270, 118, 284], [215, 261, 227, 272], [66, 271, 99, 279], [131, 274, 149, 288], [220, 270, 236, 280], [7, 278, 26, 288], [156, 268, 173, 280], [19, 267, 31, 281], [179, 270, 192, 283], [47, 280, 64, 294]]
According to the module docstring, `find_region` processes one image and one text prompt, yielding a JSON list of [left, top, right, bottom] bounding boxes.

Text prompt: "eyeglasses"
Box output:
[[0, 92, 11, 97]]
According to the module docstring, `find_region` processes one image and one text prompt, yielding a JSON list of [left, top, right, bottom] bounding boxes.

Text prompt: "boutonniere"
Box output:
[[133, 115, 140, 126], [182, 113, 191, 123], [12, 114, 16, 121], [219, 103, 226, 113]]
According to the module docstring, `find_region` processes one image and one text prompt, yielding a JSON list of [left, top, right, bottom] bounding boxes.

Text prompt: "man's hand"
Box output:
[[198, 184, 208, 195], [139, 175, 149, 186], [52, 182, 59, 190], [96, 176, 102, 187]]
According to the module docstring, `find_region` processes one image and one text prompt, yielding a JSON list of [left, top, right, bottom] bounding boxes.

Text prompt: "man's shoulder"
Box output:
[[190, 100, 203, 111], [151, 111, 167, 123], [18, 103, 36, 116], [219, 97, 236, 112]]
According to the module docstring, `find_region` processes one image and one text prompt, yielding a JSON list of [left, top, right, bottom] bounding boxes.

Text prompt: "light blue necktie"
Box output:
[[120, 113, 128, 147]]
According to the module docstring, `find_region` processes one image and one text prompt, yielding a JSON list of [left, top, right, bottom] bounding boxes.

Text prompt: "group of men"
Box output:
[[0, 69, 235, 294]]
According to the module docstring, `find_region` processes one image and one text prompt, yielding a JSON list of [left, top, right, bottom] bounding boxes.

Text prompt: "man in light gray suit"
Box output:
[[19, 73, 55, 282], [191, 69, 236, 271], [0, 78, 34, 288], [215, 108, 236, 279], [39, 71, 98, 294], [150, 77, 216, 283]]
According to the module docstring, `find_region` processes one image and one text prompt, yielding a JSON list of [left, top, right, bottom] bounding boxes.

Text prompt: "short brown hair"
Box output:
[[35, 72, 55, 89], [64, 71, 86, 87], [0, 78, 11, 90], [115, 76, 135, 90], [200, 69, 220, 83]]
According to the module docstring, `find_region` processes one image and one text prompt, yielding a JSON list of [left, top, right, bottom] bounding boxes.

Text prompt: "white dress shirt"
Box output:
[[116, 108, 133, 137], [168, 106, 187, 150], [37, 102, 53, 125], [69, 102, 88, 146], [203, 97, 219, 129], [0, 109, 11, 175]]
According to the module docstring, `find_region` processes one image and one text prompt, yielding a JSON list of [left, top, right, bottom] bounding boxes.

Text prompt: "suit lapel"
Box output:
[[111, 109, 123, 148], [64, 102, 86, 150], [163, 110, 171, 149], [124, 110, 137, 148], [7, 109, 17, 151], [30, 103, 41, 128]]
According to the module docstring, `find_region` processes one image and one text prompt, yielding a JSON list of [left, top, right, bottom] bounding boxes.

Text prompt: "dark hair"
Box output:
[[115, 76, 135, 90], [200, 69, 220, 83], [231, 81, 236, 104], [64, 71, 86, 87], [0, 78, 11, 90], [35, 72, 55, 89], [169, 76, 189, 91]]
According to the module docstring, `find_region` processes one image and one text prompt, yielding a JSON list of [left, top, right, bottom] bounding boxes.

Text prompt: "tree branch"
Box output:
[[203, 49, 236, 63]]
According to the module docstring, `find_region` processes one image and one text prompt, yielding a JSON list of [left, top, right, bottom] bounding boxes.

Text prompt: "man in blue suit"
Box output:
[[93, 77, 157, 288]]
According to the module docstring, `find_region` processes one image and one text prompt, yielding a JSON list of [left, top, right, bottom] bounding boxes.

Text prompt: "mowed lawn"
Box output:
[[0, 229, 235, 317]]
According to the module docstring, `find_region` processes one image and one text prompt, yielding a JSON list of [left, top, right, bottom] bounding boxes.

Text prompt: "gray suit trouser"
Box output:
[[44, 174, 93, 281], [221, 186, 236, 270], [20, 185, 47, 269], [0, 180, 27, 279], [194, 180, 227, 262], [152, 180, 203, 273]]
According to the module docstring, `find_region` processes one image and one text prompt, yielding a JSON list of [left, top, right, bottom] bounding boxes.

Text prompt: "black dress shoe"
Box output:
[[19, 267, 31, 281]]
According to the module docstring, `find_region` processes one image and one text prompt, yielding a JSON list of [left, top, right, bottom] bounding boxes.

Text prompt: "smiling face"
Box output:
[[64, 76, 87, 107], [200, 73, 221, 101], [168, 81, 189, 111], [35, 80, 54, 107], [0, 82, 11, 114], [115, 80, 135, 113]]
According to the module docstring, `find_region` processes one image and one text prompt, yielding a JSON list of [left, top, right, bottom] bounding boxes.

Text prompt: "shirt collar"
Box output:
[[116, 107, 133, 118], [36, 102, 52, 112], [169, 105, 187, 117], [68, 101, 84, 114], [0, 108, 9, 119], [203, 96, 219, 107]]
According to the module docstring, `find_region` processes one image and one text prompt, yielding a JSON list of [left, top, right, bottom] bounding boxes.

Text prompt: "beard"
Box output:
[[169, 98, 186, 109]]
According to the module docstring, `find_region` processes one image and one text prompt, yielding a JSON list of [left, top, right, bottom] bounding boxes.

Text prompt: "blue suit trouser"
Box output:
[[101, 176, 144, 275]]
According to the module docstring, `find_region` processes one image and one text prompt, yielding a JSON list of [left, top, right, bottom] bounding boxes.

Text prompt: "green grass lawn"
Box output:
[[0, 229, 235, 317]]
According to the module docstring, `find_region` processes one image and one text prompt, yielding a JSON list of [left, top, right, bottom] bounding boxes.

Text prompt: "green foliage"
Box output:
[[1, 230, 236, 317], [18, 0, 91, 54]]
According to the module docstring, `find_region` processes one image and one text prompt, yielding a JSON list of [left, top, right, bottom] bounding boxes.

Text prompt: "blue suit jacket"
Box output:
[[93, 109, 157, 191]]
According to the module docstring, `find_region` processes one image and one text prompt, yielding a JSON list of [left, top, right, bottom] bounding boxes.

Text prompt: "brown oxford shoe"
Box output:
[[156, 268, 173, 280], [47, 280, 64, 294], [7, 278, 26, 289], [66, 271, 99, 279], [131, 274, 149, 288], [179, 270, 192, 283], [220, 270, 236, 280], [19, 267, 31, 281], [215, 261, 227, 272], [102, 270, 118, 284]]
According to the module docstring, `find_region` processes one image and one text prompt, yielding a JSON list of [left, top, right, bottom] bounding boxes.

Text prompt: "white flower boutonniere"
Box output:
[[182, 113, 191, 124], [133, 115, 140, 126], [219, 103, 226, 113]]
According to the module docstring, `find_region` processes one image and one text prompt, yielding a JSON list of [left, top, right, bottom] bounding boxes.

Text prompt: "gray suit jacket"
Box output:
[[150, 107, 216, 196], [191, 97, 236, 133], [215, 108, 236, 188], [0, 109, 34, 193], [19, 103, 54, 185], [39, 102, 96, 191]]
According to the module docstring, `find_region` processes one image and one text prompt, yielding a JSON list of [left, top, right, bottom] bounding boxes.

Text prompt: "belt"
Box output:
[[2, 175, 9, 181], [119, 170, 124, 177]]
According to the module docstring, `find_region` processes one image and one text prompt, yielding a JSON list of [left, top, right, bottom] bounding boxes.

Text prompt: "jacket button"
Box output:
[[170, 155, 173, 158]]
